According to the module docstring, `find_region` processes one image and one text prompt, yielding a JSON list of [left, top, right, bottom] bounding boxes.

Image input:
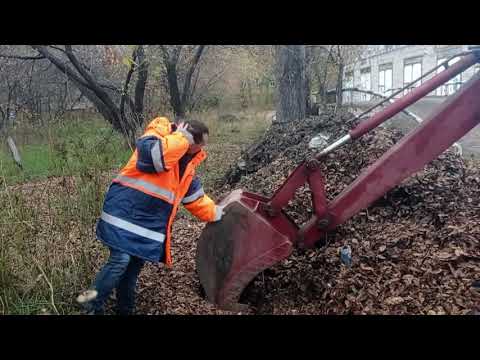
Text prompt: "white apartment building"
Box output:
[[343, 45, 480, 104]]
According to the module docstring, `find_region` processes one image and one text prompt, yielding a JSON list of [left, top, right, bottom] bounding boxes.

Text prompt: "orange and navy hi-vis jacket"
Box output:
[[96, 117, 220, 266]]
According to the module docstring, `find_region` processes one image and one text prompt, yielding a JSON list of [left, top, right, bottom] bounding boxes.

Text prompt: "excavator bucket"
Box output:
[[196, 190, 295, 311]]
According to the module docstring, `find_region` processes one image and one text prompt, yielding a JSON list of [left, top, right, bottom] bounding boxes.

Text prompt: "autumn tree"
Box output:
[[157, 45, 206, 119], [275, 45, 307, 123], [330, 45, 364, 109], [26, 45, 149, 144]]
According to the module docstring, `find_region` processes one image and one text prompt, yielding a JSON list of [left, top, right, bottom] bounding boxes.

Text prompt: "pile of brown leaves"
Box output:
[[136, 218, 234, 315], [215, 112, 480, 315], [136, 111, 479, 315]]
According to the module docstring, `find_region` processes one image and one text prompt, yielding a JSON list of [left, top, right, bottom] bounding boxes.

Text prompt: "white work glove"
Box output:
[[213, 205, 227, 222], [176, 122, 195, 145]]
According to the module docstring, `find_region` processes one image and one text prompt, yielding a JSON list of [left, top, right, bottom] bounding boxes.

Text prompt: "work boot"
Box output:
[[77, 289, 98, 304], [76, 289, 100, 315]]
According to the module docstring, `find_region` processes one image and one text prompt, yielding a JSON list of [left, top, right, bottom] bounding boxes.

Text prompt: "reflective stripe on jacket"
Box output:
[[96, 117, 219, 266]]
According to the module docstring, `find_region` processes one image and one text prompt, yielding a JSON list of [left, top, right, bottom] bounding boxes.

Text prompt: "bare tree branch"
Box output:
[[134, 45, 148, 117], [47, 45, 68, 54], [63, 45, 121, 124], [64, 46, 108, 95], [31, 45, 121, 129], [120, 46, 139, 122], [181, 45, 205, 107], [173, 45, 183, 64], [189, 67, 226, 110], [159, 45, 169, 62], [0, 106, 5, 123], [0, 53, 45, 61], [159, 45, 184, 118], [31, 46, 92, 91]]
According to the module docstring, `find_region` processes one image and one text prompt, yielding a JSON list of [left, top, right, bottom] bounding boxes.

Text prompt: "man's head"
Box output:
[[179, 119, 209, 154]]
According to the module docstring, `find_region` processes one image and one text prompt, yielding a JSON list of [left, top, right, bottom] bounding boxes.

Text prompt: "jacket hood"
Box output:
[[145, 117, 173, 137], [145, 116, 208, 163]]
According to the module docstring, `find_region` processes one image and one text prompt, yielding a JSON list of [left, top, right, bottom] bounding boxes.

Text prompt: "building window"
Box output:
[[378, 64, 393, 96], [403, 57, 422, 95], [436, 56, 462, 96], [360, 68, 371, 101]]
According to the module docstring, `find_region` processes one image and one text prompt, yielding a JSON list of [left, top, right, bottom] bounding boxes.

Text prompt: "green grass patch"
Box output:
[[0, 117, 131, 185]]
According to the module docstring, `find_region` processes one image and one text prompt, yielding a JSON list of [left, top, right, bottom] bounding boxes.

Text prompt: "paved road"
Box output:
[[357, 97, 480, 158]]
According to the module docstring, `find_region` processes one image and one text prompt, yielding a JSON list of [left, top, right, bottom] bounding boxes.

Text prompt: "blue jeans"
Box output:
[[89, 248, 145, 315]]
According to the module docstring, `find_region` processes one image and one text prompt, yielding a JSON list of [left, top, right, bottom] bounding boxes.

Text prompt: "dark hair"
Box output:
[[183, 119, 209, 144]]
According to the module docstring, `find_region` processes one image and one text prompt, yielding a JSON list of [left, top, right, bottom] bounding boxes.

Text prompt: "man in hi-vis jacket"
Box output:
[[77, 117, 225, 315]]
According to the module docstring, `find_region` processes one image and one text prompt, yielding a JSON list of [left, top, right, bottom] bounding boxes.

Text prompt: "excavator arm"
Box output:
[[196, 50, 480, 310]]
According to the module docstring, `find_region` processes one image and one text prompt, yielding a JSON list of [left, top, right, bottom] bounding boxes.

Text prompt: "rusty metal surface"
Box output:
[[196, 192, 294, 309]]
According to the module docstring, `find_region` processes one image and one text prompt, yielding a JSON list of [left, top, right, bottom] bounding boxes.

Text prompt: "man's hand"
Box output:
[[176, 122, 195, 145]]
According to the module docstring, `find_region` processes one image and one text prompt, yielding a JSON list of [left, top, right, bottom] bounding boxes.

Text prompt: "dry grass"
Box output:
[[0, 109, 271, 314]]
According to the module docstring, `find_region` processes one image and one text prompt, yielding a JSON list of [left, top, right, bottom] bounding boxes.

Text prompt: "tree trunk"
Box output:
[[31, 45, 143, 146], [305, 71, 318, 116], [335, 61, 344, 111], [134, 45, 148, 126], [305, 46, 316, 115], [275, 45, 307, 123], [165, 61, 185, 119], [181, 45, 205, 111], [0, 106, 5, 130]]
